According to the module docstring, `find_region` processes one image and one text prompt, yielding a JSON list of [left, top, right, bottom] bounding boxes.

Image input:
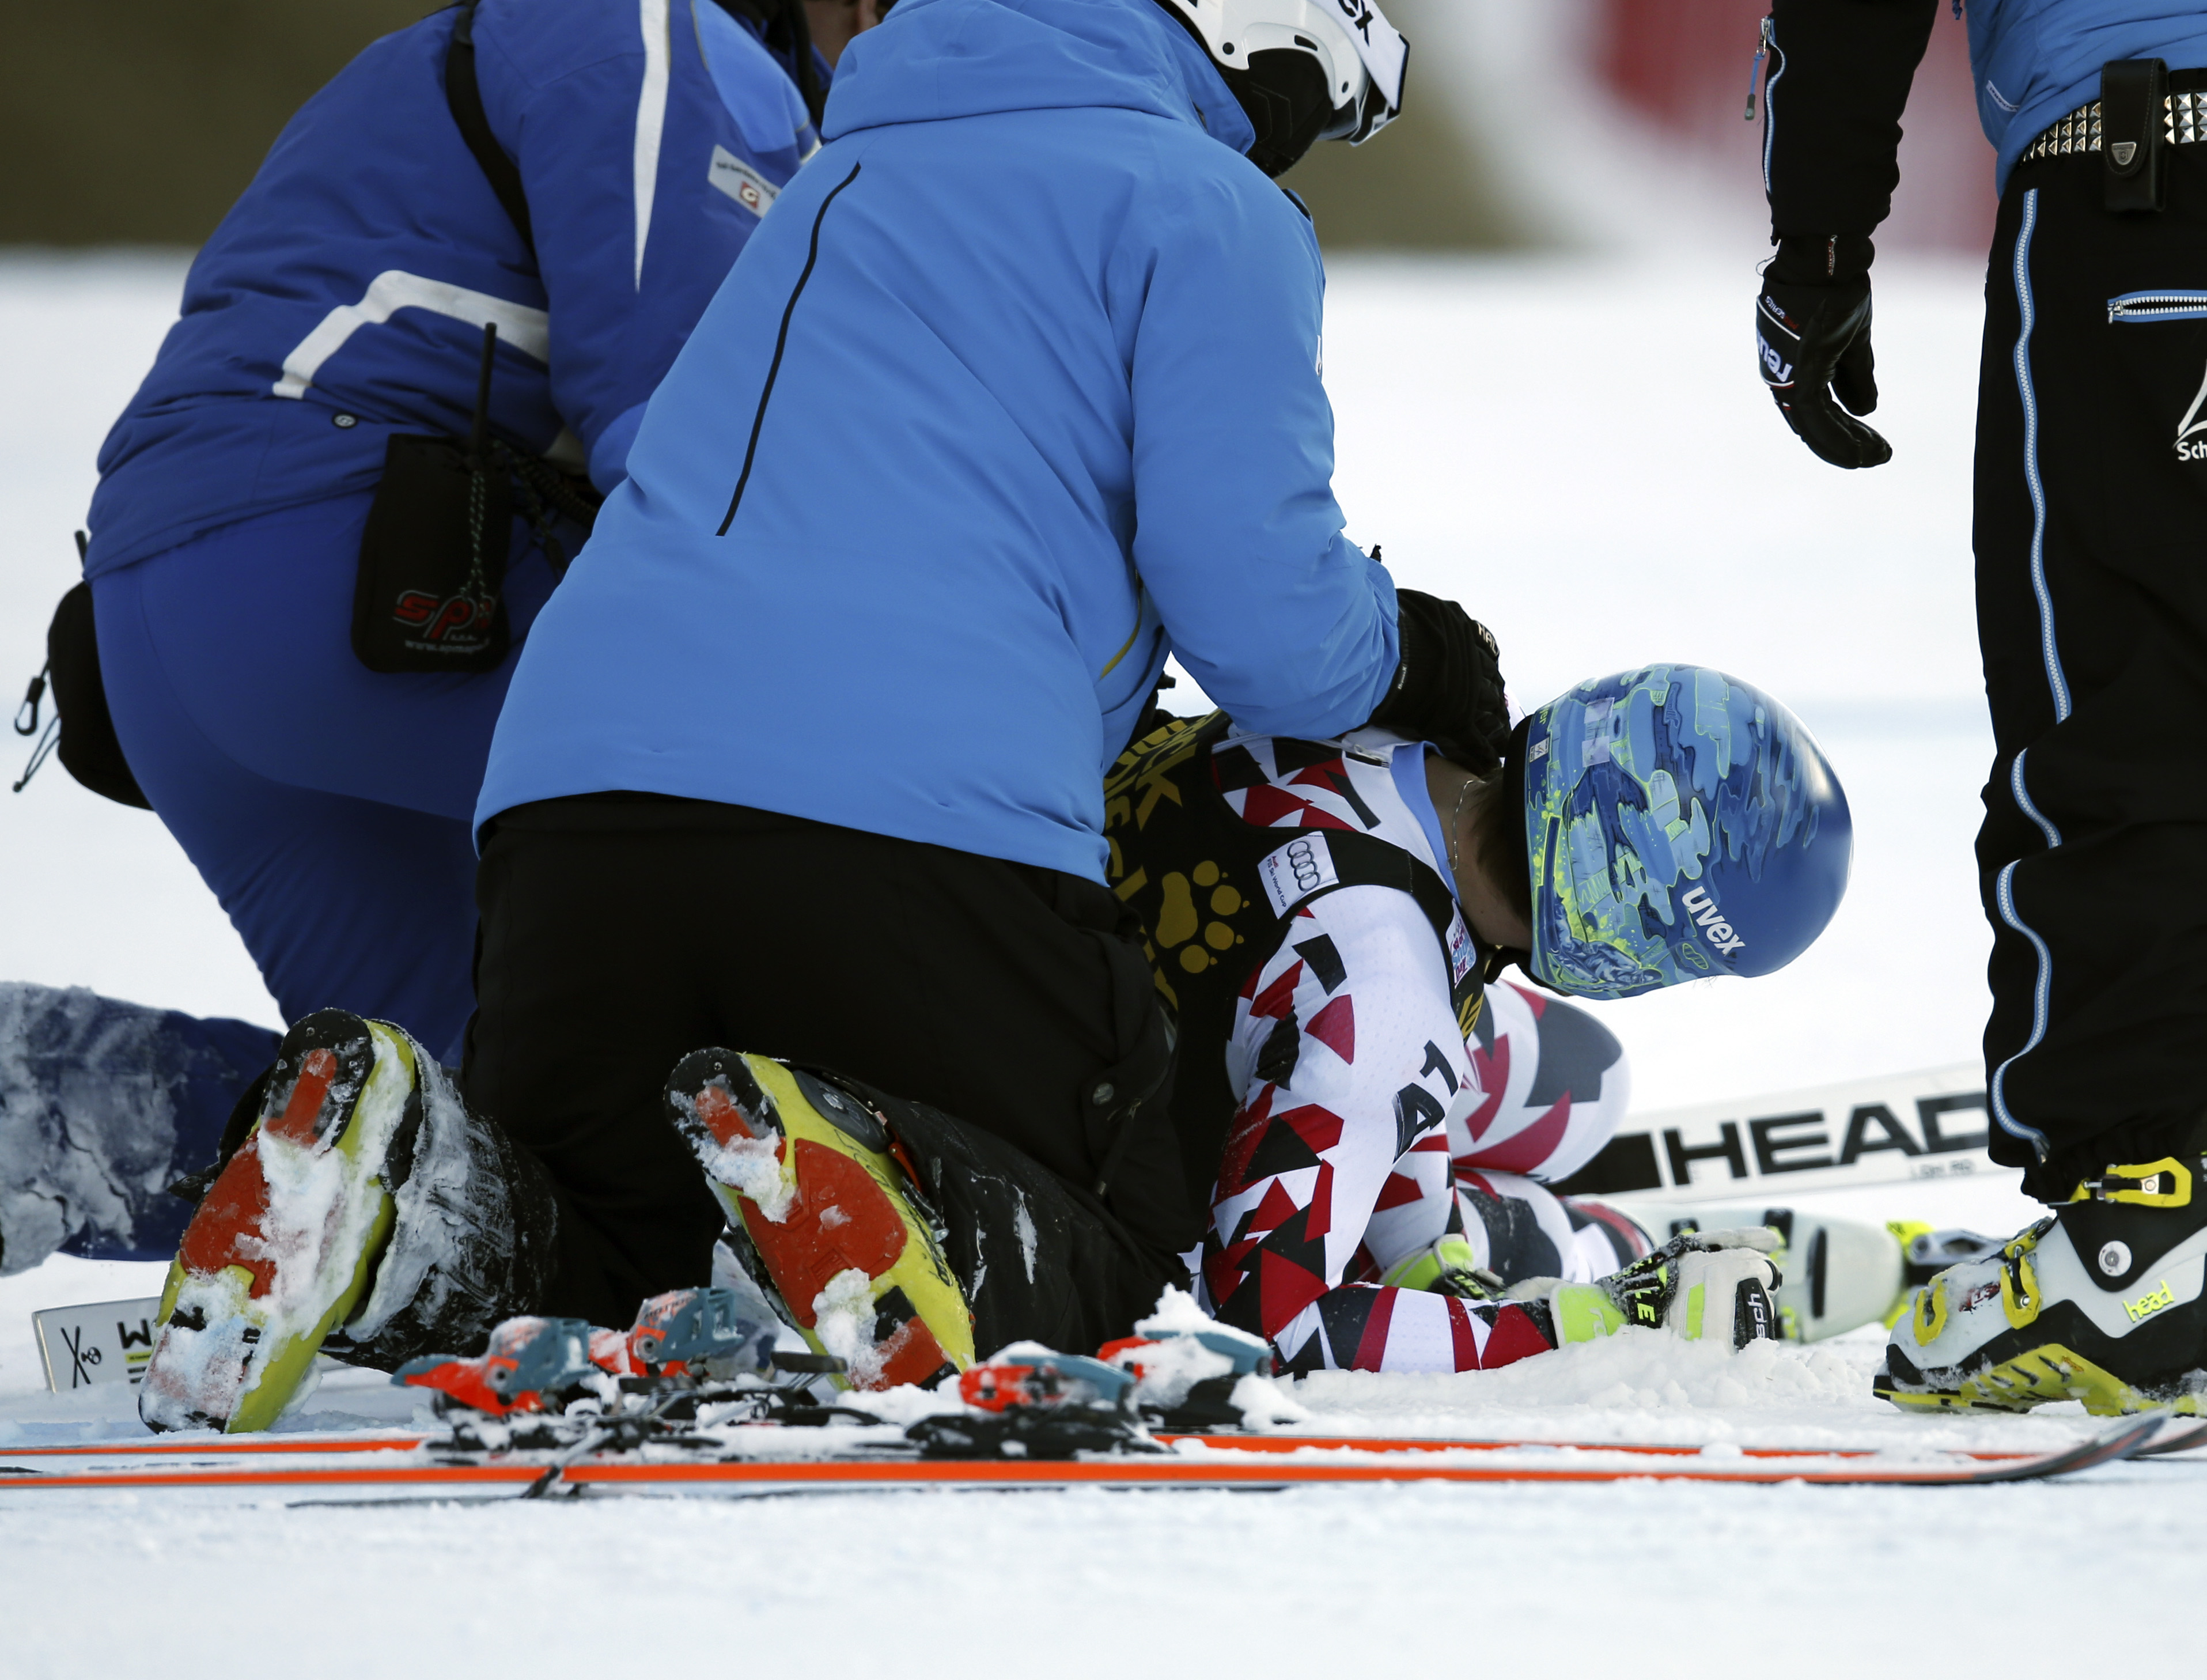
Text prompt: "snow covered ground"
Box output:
[[3, 1313, 2202, 1678], [5, 253, 2198, 1673]]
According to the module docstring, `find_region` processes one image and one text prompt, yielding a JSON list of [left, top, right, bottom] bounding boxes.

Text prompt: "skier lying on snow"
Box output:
[[1103, 665, 1863, 1373], [135, 662, 1869, 1430]]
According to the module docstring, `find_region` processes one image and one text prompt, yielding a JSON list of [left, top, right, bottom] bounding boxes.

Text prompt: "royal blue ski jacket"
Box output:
[[477, 0, 1401, 883], [85, 0, 824, 579], [1968, 2, 2207, 189]]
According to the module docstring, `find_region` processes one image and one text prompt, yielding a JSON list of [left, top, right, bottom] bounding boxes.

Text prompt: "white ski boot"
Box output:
[[1619, 1202, 2000, 1343], [1876, 1153, 2207, 1416]]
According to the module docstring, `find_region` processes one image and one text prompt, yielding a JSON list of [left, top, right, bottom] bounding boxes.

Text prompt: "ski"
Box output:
[[2130, 1417, 2207, 1457], [1554, 1060, 2014, 1202], [7, 1420, 2184, 1467], [1160, 1432, 2037, 1463], [0, 1415, 2165, 1494], [0, 1428, 2043, 1463], [0, 1432, 429, 1458]]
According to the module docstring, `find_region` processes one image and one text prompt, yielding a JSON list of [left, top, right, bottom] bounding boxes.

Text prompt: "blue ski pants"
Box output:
[[92, 490, 558, 1066]]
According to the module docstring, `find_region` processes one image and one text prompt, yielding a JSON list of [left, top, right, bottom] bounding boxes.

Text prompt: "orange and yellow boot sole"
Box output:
[[665, 1050, 973, 1390], [139, 1011, 418, 1432]]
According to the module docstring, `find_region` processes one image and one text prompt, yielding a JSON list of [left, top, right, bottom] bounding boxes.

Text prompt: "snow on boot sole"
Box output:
[[139, 1012, 419, 1433], [665, 1051, 974, 1390]]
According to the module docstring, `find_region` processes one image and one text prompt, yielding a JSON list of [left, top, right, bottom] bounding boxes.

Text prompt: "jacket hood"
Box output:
[[823, 0, 1254, 154]]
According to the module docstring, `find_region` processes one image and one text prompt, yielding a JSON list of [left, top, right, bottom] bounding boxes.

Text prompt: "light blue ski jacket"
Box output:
[[86, 0, 822, 578], [477, 0, 1400, 883], [1967, 2, 2207, 189]]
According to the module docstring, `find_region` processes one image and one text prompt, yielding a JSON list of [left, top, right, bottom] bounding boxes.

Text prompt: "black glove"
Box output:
[[1756, 275, 1891, 469], [1366, 590, 1509, 775]]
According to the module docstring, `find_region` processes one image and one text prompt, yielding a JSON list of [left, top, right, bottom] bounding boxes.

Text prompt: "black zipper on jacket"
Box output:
[[717, 160, 862, 536]]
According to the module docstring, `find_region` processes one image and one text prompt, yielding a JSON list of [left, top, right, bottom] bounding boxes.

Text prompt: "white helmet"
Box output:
[[1153, 0, 1409, 176]]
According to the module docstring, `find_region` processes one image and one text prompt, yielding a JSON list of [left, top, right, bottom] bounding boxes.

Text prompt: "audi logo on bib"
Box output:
[[1258, 833, 1342, 917]]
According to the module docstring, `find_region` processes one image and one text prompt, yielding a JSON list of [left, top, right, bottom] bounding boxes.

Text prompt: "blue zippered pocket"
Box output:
[[2108, 290, 2207, 323]]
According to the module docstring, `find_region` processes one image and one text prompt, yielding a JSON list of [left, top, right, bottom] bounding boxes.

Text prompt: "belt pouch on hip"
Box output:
[[2103, 58, 2170, 214], [351, 325, 512, 674]]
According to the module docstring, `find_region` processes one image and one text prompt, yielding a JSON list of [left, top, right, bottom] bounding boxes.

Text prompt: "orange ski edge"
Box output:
[[1, 1428, 2152, 1492], [0, 1429, 2045, 1463]]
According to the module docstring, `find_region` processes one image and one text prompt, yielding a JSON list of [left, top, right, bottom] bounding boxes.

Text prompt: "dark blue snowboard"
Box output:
[[0, 983, 277, 1273]]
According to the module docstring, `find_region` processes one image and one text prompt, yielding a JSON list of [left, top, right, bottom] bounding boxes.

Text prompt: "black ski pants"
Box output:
[[463, 794, 1190, 1334], [1975, 138, 2207, 1198]]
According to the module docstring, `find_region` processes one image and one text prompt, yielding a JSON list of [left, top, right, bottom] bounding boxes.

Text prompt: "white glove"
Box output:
[[1546, 1228, 1781, 1348]]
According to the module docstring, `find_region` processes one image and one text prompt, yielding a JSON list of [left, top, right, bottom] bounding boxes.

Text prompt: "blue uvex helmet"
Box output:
[[1521, 667, 1851, 1001]]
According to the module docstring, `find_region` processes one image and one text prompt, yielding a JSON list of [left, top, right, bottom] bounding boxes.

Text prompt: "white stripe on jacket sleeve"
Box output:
[[271, 271, 550, 398]]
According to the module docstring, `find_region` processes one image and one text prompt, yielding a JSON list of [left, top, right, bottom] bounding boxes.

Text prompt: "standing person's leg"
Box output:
[[465, 799, 1186, 1334], [1876, 139, 2207, 1416], [1973, 152, 2207, 1196], [91, 493, 558, 1063]]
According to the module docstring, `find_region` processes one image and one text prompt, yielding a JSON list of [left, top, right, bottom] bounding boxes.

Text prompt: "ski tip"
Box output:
[[2088, 1412, 2173, 1467], [1968, 1412, 2167, 1484], [2125, 1413, 2207, 1459]]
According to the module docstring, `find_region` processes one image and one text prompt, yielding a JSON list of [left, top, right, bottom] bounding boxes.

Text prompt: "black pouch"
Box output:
[[13, 529, 153, 808], [45, 581, 150, 807], [350, 430, 513, 673], [351, 319, 516, 674], [2104, 58, 2170, 214]]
